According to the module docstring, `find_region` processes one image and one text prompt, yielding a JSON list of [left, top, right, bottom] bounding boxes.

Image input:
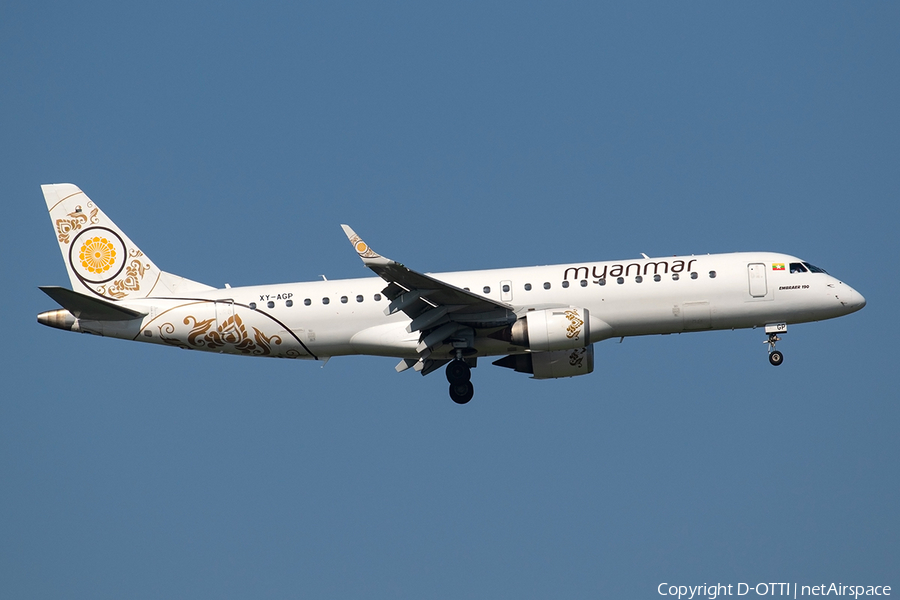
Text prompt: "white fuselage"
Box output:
[[69, 252, 865, 362]]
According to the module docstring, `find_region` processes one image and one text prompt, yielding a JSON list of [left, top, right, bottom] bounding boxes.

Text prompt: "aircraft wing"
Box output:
[[341, 225, 517, 370]]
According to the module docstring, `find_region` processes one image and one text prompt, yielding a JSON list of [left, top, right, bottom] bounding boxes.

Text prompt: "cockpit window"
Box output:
[[790, 263, 808, 274], [802, 262, 828, 274]]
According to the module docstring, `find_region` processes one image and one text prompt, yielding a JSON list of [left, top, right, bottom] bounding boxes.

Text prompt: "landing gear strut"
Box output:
[[764, 323, 787, 366], [446, 352, 474, 404]]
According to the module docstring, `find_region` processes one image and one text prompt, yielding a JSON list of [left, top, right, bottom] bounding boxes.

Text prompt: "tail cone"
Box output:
[[37, 309, 80, 332]]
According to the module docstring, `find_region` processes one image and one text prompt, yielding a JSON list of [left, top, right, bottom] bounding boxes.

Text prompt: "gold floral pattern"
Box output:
[[79, 236, 117, 274], [160, 313, 283, 356], [569, 348, 585, 368], [55, 205, 99, 244], [97, 250, 148, 299], [564, 309, 584, 340], [347, 233, 379, 259]]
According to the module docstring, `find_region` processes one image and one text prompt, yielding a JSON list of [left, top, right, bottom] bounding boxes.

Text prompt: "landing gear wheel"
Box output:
[[768, 350, 784, 366], [449, 381, 474, 404], [764, 331, 785, 367], [445, 360, 471, 384]]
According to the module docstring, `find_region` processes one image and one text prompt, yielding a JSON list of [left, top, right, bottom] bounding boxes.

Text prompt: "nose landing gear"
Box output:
[[764, 323, 787, 367], [446, 352, 474, 404]]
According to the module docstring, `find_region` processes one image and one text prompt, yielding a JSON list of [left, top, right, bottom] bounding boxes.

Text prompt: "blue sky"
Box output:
[[2, 2, 898, 598]]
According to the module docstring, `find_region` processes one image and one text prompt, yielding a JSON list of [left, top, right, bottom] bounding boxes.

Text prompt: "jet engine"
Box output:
[[509, 307, 591, 351], [493, 345, 594, 379]]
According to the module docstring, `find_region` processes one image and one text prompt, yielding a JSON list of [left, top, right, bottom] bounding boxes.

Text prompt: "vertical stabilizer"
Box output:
[[42, 184, 212, 301]]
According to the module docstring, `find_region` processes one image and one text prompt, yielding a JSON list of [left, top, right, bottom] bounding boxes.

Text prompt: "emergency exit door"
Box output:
[[215, 300, 235, 329]]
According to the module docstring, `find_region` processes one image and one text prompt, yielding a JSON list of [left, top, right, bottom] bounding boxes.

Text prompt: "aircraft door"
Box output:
[[747, 263, 767, 298], [215, 300, 235, 329], [500, 280, 513, 302]]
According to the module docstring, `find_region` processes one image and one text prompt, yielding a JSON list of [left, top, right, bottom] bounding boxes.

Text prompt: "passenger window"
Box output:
[[267, 301, 275, 309], [304, 298, 311, 306], [483, 286, 491, 294], [580, 280, 587, 287], [356, 295, 364, 303], [654, 275, 661, 282], [562, 281, 569, 288], [616, 277, 624, 284], [709, 271, 716, 278], [598, 278, 606, 286], [286, 299, 293, 307], [249, 302, 257, 310], [790, 263, 808, 274], [690, 272, 698, 279], [341, 296, 348, 304], [374, 294, 382, 301], [322, 297, 330, 305], [524, 283, 532, 291], [672, 273, 680, 281], [543, 282, 551, 290], [635, 276, 643, 283], [502, 284, 510, 293]]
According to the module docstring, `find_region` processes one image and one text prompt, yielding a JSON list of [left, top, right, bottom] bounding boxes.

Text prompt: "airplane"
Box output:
[[37, 184, 866, 404]]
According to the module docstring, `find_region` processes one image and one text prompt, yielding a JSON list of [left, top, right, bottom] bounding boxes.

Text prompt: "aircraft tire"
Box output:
[[768, 350, 784, 366], [445, 360, 471, 384], [449, 381, 474, 404]]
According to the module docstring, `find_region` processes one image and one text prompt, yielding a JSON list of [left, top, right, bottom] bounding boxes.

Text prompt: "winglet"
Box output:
[[340, 224, 392, 267]]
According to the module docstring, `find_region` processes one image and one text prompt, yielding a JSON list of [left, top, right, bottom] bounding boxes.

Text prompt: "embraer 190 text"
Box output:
[[38, 184, 866, 404]]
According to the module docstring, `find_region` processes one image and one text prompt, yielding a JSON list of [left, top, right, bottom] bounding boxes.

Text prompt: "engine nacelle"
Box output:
[[510, 307, 591, 351], [492, 345, 594, 379]]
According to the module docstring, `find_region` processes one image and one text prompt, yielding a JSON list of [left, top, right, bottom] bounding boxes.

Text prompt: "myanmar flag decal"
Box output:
[[772, 263, 785, 271]]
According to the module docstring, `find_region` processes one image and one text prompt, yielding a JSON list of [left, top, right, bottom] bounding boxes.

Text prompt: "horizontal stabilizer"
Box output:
[[39, 286, 147, 321]]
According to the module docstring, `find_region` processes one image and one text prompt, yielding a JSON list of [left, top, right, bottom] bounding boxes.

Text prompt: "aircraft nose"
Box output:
[[840, 283, 866, 313]]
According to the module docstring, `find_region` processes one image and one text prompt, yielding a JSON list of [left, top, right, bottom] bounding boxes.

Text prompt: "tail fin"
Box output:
[[42, 184, 213, 301]]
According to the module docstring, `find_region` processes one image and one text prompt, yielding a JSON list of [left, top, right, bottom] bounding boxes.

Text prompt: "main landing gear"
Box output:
[[764, 323, 787, 367], [446, 356, 474, 404]]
